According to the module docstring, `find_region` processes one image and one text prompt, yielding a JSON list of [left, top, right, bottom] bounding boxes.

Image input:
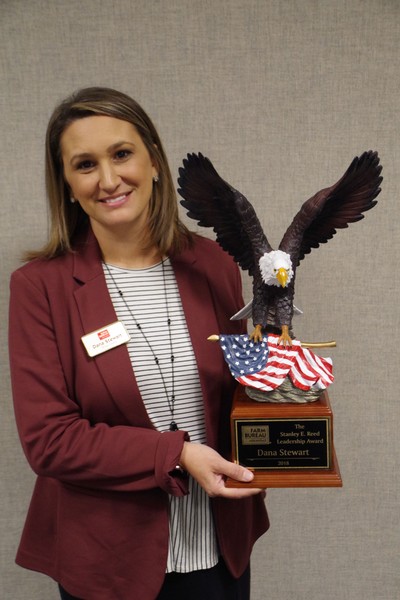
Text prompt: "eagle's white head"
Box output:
[[259, 250, 293, 287]]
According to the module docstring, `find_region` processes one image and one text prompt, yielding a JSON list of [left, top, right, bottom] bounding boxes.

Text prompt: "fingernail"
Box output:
[[243, 470, 254, 482]]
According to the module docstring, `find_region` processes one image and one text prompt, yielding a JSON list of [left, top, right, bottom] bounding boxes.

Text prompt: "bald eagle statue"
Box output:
[[178, 151, 382, 345]]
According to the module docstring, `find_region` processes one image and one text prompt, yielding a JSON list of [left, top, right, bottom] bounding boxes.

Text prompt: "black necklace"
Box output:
[[104, 259, 178, 432]]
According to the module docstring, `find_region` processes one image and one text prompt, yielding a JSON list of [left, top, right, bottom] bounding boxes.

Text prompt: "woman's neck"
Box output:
[[102, 245, 162, 269], [91, 222, 162, 269]]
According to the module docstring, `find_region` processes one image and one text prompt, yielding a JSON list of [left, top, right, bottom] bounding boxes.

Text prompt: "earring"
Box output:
[[153, 175, 159, 183], [70, 196, 76, 203]]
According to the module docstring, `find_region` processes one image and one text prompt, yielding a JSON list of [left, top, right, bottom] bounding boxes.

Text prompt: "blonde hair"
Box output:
[[26, 87, 191, 260]]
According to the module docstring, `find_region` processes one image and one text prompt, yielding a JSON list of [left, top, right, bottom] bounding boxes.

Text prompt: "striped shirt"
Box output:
[[103, 259, 219, 573]]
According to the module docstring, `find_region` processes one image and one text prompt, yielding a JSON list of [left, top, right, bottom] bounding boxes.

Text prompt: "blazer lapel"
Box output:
[[171, 246, 226, 447], [72, 231, 153, 427]]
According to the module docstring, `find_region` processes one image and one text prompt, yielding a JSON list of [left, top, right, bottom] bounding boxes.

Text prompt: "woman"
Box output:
[[9, 87, 269, 600]]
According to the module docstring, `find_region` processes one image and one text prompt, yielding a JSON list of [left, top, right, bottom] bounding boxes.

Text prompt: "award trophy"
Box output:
[[178, 151, 382, 488], [209, 333, 342, 488]]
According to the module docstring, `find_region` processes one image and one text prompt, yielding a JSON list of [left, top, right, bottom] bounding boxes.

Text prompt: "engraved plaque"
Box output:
[[235, 418, 330, 469], [226, 386, 342, 488]]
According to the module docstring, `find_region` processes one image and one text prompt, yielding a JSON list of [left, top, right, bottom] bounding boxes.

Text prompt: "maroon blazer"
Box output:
[[9, 229, 269, 600]]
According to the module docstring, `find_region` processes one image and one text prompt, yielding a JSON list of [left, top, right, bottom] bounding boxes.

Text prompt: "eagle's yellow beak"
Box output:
[[276, 268, 288, 287]]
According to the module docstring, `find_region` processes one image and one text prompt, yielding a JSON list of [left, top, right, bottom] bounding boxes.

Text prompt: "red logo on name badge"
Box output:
[[98, 329, 110, 340]]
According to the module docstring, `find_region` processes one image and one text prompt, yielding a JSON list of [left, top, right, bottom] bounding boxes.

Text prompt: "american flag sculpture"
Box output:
[[218, 333, 334, 402]]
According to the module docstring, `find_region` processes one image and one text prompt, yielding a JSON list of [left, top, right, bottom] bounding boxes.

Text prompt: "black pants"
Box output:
[[58, 559, 250, 600]]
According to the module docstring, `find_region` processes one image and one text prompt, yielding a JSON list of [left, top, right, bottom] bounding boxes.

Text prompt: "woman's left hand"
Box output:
[[179, 441, 264, 499]]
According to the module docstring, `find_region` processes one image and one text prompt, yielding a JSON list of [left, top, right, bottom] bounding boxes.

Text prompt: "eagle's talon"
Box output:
[[278, 325, 293, 347], [249, 324, 264, 344]]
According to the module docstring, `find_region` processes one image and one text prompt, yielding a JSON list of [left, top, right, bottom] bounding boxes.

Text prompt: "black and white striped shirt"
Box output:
[[103, 259, 219, 573]]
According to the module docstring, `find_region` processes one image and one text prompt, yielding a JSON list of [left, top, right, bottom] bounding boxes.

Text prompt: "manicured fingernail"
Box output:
[[243, 470, 254, 482]]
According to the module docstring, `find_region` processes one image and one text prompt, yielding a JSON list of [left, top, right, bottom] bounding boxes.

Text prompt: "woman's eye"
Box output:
[[115, 149, 131, 160], [76, 160, 94, 171]]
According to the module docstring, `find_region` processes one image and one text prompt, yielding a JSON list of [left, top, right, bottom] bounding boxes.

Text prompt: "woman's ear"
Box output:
[[151, 145, 160, 180]]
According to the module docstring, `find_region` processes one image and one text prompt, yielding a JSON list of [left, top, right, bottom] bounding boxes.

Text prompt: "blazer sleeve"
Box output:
[[9, 269, 189, 496]]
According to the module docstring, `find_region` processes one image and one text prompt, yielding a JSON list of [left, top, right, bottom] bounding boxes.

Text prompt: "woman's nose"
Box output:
[[98, 162, 121, 192]]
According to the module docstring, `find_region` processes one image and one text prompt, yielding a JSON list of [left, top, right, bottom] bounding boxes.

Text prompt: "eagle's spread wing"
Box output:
[[279, 151, 382, 265], [178, 153, 271, 275]]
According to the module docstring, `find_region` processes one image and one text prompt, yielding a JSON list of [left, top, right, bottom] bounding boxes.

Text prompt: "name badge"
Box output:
[[81, 321, 130, 357]]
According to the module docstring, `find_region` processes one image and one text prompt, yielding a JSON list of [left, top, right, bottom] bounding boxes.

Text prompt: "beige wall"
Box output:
[[1, 1, 399, 598]]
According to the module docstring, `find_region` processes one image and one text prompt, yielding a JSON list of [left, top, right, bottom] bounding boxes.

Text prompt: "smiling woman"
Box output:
[[8, 87, 269, 600], [61, 115, 159, 266], [29, 87, 191, 261]]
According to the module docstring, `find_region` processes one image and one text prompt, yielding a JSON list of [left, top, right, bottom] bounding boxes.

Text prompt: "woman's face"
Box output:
[[61, 115, 158, 239]]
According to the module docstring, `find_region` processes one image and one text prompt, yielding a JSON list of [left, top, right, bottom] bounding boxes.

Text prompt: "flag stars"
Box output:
[[219, 333, 270, 379]]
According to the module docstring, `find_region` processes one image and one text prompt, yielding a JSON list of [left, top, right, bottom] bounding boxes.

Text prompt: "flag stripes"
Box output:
[[219, 333, 333, 393]]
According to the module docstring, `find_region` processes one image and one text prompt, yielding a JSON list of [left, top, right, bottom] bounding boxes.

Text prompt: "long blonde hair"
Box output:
[[27, 87, 191, 260]]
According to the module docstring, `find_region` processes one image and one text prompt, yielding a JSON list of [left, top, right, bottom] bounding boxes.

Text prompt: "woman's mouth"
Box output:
[[99, 193, 130, 207]]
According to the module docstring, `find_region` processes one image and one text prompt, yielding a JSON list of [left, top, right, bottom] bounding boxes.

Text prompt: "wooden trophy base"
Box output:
[[226, 385, 342, 488]]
